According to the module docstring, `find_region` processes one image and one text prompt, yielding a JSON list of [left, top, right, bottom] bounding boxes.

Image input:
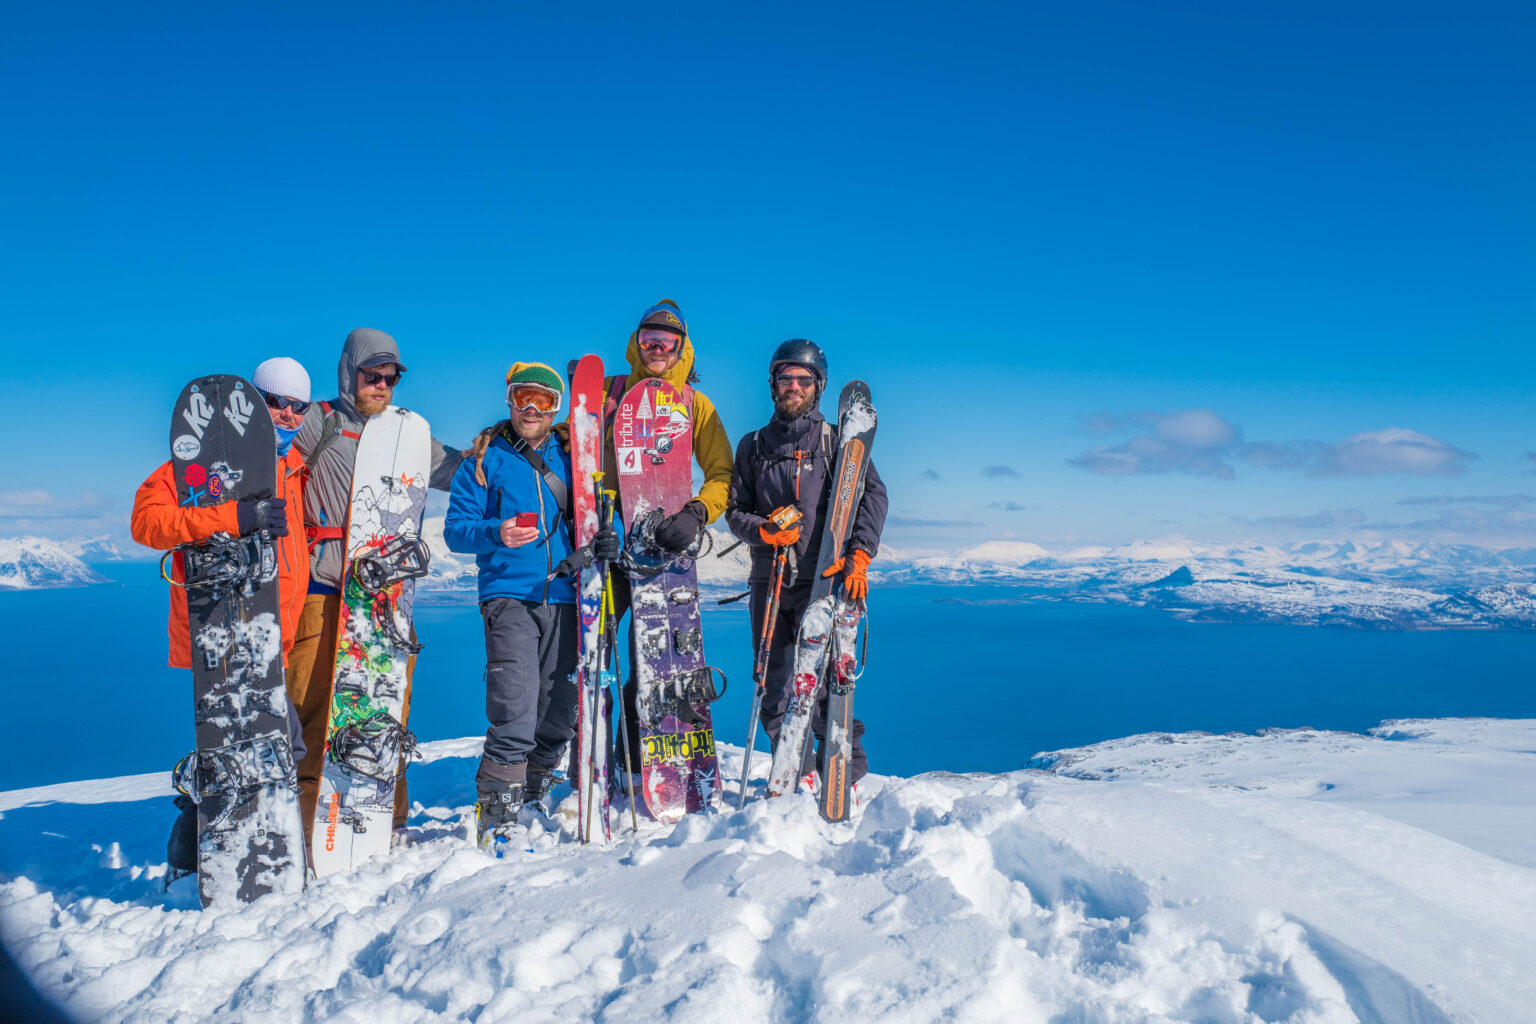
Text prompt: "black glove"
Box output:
[[654, 500, 706, 553], [593, 526, 622, 561], [236, 495, 288, 537]]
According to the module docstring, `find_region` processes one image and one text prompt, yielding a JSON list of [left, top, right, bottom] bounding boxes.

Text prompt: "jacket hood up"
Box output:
[[623, 308, 696, 391], [336, 328, 406, 418]]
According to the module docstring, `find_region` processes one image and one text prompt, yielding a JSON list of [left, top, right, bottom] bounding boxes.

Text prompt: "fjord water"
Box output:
[[3, 576, 1532, 791]]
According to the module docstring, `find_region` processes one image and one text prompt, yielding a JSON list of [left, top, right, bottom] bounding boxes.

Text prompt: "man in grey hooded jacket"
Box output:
[[287, 328, 464, 847]]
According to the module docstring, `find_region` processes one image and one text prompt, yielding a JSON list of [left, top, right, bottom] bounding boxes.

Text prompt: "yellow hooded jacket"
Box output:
[[604, 308, 733, 523]]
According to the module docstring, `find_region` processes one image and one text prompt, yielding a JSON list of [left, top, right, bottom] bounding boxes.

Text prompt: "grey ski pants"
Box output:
[[750, 580, 868, 784], [479, 597, 579, 778]]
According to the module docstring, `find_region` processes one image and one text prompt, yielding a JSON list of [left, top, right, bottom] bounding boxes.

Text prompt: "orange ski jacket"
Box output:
[[131, 448, 309, 669]]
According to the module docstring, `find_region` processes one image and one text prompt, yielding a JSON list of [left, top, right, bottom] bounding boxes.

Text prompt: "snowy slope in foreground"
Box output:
[[3, 721, 1535, 1022]]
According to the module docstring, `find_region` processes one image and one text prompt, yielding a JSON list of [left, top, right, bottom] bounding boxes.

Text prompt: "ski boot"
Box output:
[[164, 795, 197, 890], [475, 783, 525, 858]]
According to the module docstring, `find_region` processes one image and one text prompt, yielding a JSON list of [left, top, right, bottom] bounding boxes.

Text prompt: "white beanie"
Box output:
[[252, 357, 312, 403]]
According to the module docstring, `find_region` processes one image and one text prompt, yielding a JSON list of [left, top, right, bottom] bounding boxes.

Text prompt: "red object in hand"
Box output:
[[515, 513, 538, 528]]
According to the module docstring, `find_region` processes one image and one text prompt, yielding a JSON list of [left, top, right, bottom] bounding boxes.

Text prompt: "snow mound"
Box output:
[[3, 721, 1534, 1022], [0, 537, 109, 590]]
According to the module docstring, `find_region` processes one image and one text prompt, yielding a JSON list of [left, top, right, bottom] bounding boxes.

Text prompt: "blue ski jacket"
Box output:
[[444, 429, 616, 605]]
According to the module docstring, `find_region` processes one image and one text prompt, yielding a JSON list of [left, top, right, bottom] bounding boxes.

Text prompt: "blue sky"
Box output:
[[2, 2, 1532, 551]]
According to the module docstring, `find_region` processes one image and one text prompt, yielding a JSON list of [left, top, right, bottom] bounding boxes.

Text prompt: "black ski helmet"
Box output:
[[768, 339, 828, 398]]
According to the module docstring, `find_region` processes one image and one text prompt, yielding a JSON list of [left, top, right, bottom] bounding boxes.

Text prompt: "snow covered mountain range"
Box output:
[[420, 525, 1536, 630], [13, 525, 1533, 628], [0, 537, 109, 590], [2, 718, 1532, 1022]]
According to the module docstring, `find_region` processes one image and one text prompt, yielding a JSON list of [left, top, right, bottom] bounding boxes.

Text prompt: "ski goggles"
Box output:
[[257, 389, 311, 415], [358, 367, 402, 387], [508, 383, 562, 414], [774, 371, 818, 390], [637, 328, 683, 354]]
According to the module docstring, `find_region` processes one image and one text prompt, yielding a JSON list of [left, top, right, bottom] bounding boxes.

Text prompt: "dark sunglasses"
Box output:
[[775, 372, 818, 389], [258, 389, 311, 414], [359, 367, 402, 387]]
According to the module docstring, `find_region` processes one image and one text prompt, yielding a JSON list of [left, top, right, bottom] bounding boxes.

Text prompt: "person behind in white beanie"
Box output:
[[130, 356, 316, 885]]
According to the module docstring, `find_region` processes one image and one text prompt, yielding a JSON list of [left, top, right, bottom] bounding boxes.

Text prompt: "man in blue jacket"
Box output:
[[446, 362, 621, 849]]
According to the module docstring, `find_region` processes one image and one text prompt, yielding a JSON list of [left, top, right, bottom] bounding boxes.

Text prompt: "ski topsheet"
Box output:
[[615, 378, 722, 823], [767, 380, 876, 803], [569, 355, 610, 842], [169, 374, 305, 907], [311, 407, 431, 877]]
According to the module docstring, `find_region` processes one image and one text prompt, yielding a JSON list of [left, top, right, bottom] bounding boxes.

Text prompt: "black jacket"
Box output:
[[725, 409, 887, 585]]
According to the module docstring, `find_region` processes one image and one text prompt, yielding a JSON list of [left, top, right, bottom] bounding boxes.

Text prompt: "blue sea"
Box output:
[[4, 570, 1533, 791]]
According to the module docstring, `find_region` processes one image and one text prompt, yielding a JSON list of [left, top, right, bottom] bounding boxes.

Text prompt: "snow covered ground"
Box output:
[[3, 719, 1533, 1022]]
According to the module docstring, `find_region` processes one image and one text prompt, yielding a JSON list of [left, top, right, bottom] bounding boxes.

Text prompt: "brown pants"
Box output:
[[286, 593, 415, 845]]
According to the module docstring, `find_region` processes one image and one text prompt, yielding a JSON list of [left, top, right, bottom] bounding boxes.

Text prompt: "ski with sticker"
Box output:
[[766, 380, 877, 811]]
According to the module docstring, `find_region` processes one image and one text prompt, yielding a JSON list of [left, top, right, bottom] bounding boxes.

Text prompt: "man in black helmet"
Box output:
[[725, 339, 888, 796]]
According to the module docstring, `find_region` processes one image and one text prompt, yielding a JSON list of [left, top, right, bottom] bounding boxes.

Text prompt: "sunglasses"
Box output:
[[258, 389, 311, 414], [637, 329, 682, 354], [775, 372, 818, 390], [508, 383, 562, 414], [359, 367, 402, 387]]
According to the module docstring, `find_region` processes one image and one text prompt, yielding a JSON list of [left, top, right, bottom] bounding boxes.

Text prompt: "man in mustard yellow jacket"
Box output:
[[603, 299, 733, 777]]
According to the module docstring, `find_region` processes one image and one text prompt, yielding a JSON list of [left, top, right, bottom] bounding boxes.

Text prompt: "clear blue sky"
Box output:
[[2, 2, 1532, 551]]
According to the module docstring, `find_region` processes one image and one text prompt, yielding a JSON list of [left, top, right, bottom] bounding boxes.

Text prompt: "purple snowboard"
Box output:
[[614, 379, 722, 823]]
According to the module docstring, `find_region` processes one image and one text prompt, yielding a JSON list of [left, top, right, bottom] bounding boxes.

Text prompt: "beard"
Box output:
[[355, 391, 391, 417], [774, 390, 816, 419], [510, 414, 552, 445]]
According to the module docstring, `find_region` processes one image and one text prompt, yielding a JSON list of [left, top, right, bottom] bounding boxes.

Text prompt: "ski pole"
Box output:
[[599, 485, 641, 833], [738, 545, 787, 809]]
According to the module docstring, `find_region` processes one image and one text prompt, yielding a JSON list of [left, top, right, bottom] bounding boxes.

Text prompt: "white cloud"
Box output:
[[1241, 429, 1476, 478], [1069, 409, 1240, 479]]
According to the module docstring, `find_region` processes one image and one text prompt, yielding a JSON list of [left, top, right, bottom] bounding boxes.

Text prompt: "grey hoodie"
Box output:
[[294, 328, 464, 589]]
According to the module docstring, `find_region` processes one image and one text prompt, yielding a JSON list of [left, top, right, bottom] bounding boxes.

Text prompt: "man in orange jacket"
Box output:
[[131, 357, 314, 875]]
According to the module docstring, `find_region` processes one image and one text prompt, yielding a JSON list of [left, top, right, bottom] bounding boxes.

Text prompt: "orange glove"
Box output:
[[759, 523, 801, 547], [822, 548, 872, 599]]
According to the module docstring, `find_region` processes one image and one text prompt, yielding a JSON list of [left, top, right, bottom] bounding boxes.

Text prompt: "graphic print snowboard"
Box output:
[[766, 380, 876, 813], [615, 379, 722, 823], [569, 355, 611, 842], [311, 407, 430, 876], [170, 374, 305, 907]]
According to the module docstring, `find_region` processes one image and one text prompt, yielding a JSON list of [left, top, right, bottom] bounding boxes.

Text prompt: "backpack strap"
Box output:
[[302, 401, 362, 480], [510, 435, 570, 523]]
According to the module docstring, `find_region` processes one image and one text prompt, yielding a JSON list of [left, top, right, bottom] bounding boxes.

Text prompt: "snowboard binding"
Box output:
[[615, 508, 714, 579], [172, 733, 300, 833], [352, 535, 430, 593], [638, 666, 728, 725], [164, 531, 277, 599], [352, 536, 429, 654], [327, 711, 420, 783]]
